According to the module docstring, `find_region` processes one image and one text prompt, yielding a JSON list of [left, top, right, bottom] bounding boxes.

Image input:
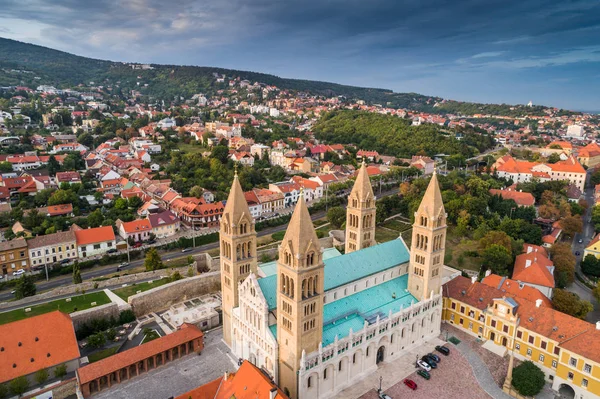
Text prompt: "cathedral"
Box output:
[[219, 163, 448, 399]]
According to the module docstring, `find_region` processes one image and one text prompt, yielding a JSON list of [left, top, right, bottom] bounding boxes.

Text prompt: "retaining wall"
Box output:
[[128, 272, 221, 317], [70, 302, 120, 330]]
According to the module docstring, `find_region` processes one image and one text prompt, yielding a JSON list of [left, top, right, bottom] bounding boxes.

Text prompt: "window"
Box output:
[[517, 330, 522, 339], [460, 306, 465, 314], [570, 357, 577, 367], [468, 322, 473, 330], [582, 379, 588, 388], [307, 377, 312, 388], [459, 318, 464, 325], [515, 343, 520, 350], [503, 325, 509, 333], [552, 360, 558, 368], [527, 348, 532, 356], [528, 335, 534, 344], [478, 326, 483, 334], [554, 347, 560, 355], [93, 244, 101, 250], [541, 341, 547, 350], [568, 372, 574, 380], [491, 320, 496, 328], [539, 354, 545, 362], [450, 314, 455, 321], [451, 302, 456, 310], [584, 363, 592, 373], [353, 354, 356, 364], [338, 361, 342, 371], [324, 369, 328, 380]]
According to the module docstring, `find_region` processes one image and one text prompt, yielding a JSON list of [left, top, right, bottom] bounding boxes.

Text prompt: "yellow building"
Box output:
[[584, 233, 600, 259], [443, 276, 600, 398]]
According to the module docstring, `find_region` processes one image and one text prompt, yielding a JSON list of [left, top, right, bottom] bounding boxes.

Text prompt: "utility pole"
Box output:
[[44, 263, 49, 281], [127, 240, 130, 263], [192, 218, 196, 248]]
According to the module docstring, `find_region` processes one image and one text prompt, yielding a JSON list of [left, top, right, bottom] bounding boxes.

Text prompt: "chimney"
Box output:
[[270, 388, 278, 399], [526, 246, 532, 254], [596, 321, 600, 330], [224, 371, 229, 380], [485, 270, 491, 277], [536, 299, 543, 308], [525, 259, 532, 268], [471, 276, 477, 284]]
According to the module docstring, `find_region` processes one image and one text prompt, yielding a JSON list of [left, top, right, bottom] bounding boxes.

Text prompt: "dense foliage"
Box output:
[[511, 361, 546, 397], [313, 110, 495, 157]]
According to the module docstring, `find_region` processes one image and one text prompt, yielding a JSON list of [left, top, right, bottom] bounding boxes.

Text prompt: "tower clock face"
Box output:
[[497, 304, 507, 314]]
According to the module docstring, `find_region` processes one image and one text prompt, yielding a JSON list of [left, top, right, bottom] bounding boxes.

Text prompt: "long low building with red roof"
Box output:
[[73, 225, 117, 257], [0, 311, 80, 385], [489, 188, 536, 207], [77, 323, 203, 398]]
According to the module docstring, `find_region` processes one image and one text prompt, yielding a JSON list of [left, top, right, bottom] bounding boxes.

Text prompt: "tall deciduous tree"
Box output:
[[552, 289, 593, 320], [144, 248, 164, 271]]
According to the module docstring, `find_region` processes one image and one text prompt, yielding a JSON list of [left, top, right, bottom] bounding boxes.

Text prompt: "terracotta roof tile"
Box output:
[[74, 226, 115, 246]]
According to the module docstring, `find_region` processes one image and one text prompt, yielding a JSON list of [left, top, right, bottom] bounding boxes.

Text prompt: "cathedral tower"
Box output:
[[276, 192, 324, 399], [345, 161, 376, 253], [220, 170, 257, 347], [408, 170, 446, 301]]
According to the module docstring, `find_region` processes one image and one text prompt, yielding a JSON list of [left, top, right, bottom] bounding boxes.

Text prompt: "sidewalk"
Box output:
[[103, 288, 131, 311]]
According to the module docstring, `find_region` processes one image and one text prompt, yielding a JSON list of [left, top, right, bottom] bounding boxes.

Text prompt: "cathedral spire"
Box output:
[[352, 159, 375, 201], [223, 171, 252, 224], [345, 161, 376, 253], [282, 191, 320, 259], [416, 169, 445, 219]]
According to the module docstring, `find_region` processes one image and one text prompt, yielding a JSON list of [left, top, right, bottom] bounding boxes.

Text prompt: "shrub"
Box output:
[[9, 377, 28, 396], [106, 328, 116, 341], [87, 332, 106, 349], [118, 310, 136, 324], [512, 361, 545, 397], [54, 364, 67, 379], [0, 384, 7, 399], [35, 368, 49, 385]]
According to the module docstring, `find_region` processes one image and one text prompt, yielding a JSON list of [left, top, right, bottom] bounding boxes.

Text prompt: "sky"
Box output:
[[1, 0, 600, 111]]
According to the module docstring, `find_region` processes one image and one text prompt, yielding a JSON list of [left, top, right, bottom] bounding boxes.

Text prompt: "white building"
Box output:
[[566, 124, 584, 138], [74, 226, 116, 258]]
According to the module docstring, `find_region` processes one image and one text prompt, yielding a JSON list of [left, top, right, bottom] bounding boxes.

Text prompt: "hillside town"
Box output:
[[0, 70, 600, 399]]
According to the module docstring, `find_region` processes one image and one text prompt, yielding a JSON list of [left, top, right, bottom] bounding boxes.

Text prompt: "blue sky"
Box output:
[[1, 0, 599, 110]]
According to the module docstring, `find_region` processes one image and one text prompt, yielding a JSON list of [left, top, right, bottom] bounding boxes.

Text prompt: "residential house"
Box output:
[[0, 237, 30, 276], [230, 151, 255, 167], [512, 244, 555, 299], [243, 191, 263, 218], [481, 271, 552, 307], [268, 182, 302, 207], [147, 210, 180, 239], [290, 177, 323, 202], [576, 142, 600, 168], [117, 219, 153, 242], [356, 150, 379, 162], [74, 226, 117, 257], [411, 156, 435, 175], [251, 189, 285, 214], [56, 171, 82, 185], [584, 233, 600, 259], [28, 230, 78, 270]]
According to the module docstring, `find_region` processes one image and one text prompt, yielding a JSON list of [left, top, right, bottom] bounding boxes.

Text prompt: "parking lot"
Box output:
[[359, 344, 492, 399]]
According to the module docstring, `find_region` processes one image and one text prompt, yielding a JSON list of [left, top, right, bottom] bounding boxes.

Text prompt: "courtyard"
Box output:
[[92, 326, 237, 399]]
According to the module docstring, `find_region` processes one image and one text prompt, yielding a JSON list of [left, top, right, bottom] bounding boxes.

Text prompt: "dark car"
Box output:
[[133, 242, 143, 248], [435, 345, 450, 356], [403, 379, 417, 390], [107, 248, 118, 254], [421, 356, 437, 368], [60, 259, 71, 265], [416, 369, 430, 380], [147, 239, 156, 245], [426, 353, 440, 363]]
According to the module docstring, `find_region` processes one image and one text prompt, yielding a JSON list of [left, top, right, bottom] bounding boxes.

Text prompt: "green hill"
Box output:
[[0, 37, 439, 110]]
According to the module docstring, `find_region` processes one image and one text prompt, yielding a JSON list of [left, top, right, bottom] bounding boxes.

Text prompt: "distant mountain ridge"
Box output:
[[0, 37, 574, 116]]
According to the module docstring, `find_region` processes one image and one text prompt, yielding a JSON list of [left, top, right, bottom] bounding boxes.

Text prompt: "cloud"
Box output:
[[471, 52, 506, 59]]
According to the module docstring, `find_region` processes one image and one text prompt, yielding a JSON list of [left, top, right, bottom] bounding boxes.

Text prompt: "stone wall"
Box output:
[[194, 252, 219, 271], [0, 269, 171, 311], [128, 272, 221, 317], [70, 302, 119, 330], [23, 378, 78, 399]]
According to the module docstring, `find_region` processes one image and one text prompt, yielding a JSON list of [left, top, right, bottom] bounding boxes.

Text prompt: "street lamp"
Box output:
[[415, 354, 419, 368]]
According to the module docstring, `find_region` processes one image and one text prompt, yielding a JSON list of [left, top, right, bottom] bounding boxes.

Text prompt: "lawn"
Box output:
[[271, 231, 285, 241], [444, 226, 483, 272], [381, 218, 412, 232], [375, 227, 401, 243], [178, 142, 206, 154], [0, 292, 111, 325], [87, 346, 119, 363], [112, 278, 170, 301]]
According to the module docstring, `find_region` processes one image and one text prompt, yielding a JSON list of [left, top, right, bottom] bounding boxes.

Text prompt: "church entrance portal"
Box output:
[[376, 346, 385, 364]]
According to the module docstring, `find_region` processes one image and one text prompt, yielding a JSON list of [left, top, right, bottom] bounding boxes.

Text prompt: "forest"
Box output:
[[312, 110, 495, 157]]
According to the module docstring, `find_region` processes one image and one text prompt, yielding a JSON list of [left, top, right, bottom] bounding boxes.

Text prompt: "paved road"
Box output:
[[0, 187, 400, 303], [569, 171, 600, 322]]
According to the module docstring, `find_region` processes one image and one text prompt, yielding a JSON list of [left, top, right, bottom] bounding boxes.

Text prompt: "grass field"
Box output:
[[0, 292, 111, 325], [178, 142, 206, 154], [444, 226, 482, 272], [381, 219, 412, 232], [88, 346, 119, 363], [113, 278, 170, 301], [375, 227, 401, 243]]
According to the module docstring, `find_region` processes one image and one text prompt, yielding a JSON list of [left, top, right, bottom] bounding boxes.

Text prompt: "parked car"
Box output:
[[60, 259, 71, 265], [416, 360, 431, 371], [107, 248, 118, 254], [578, 238, 583, 243], [133, 242, 143, 248], [182, 248, 192, 253], [435, 345, 450, 356], [416, 369, 430, 380], [403, 379, 417, 390], [13, 269, 25, 276], [116, 262, 129, 272], [427, 353, 440, 363], [378, 393, 392, 399], [147, 239, 156, 245], [421, 356, 437, 368]]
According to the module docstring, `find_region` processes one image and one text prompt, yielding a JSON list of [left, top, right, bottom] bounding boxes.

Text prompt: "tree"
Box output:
[[72, 262, 82, 284], [547, 153, 560, 164], [479, 230, 512, 252], [14, 274, 36, 299], [593, 281, 600, 304], [560, 216, 583, 237], [581, 255, 600, 277], [482, 244, 513, 276], [0, 383, 7, 399], [144, 248, 164, 271], [211, 145, 230, 164], [34, 368, 49, 385], [47, 155, 61, 175], [9, 376, 28, 396], [54, 363, 67, 378], [0, 161, 13, 173], [512, 361, 546, 397], [47, 189, 78, 206], [552, 289, 593, 319], [87, 209, 104, 228], [551, 243, 576, 287], [326, 206, 346, 228], [189, 185, 204, 198], [128, 196, 143, 209], [87, 332, 106, 349]]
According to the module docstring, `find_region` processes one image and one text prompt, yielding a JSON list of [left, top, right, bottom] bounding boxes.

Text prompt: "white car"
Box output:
[[13, 269, 25, 277], [417, 359, 431, 372]]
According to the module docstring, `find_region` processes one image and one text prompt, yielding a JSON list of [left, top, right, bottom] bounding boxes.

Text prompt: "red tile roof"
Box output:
[[121, 219, 152, 234], [489, 189, 535, 207], [481, 274, 552, 307], [74, 226, 115, 246], [0, 311, 80, 384], [512, 251, 555, 288], [175, 361, 288, 399], [78, 324, 203, 384], [46, 204, 73, 216]]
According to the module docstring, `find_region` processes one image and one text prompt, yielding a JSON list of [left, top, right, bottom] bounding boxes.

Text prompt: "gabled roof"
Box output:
[[481, 274, 551, 307], [0, 311, 80, 384], [121, 219, 152, 234], [513, 251, 555, 288], [489, 189, 535, 207], [74, 226, 115, 246]]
